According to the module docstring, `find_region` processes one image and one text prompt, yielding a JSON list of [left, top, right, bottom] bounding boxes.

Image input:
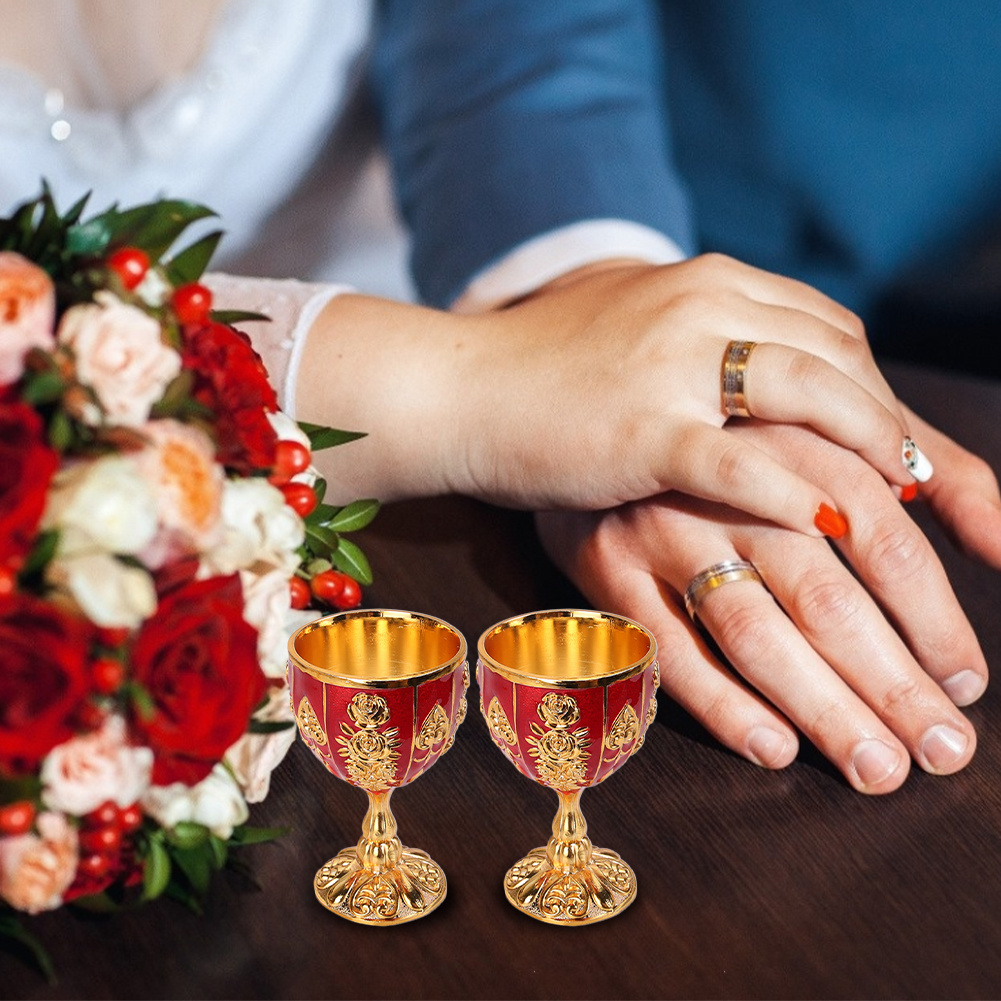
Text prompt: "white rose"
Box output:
[[44, 455, 158, 557], [203, 478, 304, 576], [141, 763, 249, 840], [225, 684, 297, 803], [46, 551, 157, 628], [266, 410, 310, 448], [41, 715, 153, 816], [58, 291, 181, 427], [240, 568, 295, 678]]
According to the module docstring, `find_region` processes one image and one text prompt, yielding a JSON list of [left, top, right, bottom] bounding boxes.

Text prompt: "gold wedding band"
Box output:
[[721, 340, 757, 417], [684, 559, 764, 621]]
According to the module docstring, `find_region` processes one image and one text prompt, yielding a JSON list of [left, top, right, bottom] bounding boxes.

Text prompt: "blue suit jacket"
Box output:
[[372, 1, 1001, 315]]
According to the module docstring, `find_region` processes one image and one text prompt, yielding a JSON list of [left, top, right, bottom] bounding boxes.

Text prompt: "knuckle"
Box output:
[[874, 674, 924, 719], [711, 439, 754, 492], [713, 599, 775, 662], [792, 574, 864, 633], [860, 517, 929, 587]]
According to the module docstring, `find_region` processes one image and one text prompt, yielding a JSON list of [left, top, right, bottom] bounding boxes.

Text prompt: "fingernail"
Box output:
[[902, 437, 934, 482], [851, 738, 902, 789], [814, 502, 848, 539], [920, 724, 969, 773], [747, 726, 793, 768], [941, 669, 986, 706], [899, 482, 918, 503]]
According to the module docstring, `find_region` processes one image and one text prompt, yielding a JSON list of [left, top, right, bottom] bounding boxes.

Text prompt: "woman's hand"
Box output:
[[536, 418, 998, 793], [298, 255, 925, 534]]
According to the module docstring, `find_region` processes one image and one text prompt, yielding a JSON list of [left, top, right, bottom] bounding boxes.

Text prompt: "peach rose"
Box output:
[[0, 812, 78, 913], [57, 291, 180, 426], [0, 252, 56, 385], [134, 420, 224, 568], [41, 715, 153, 816]]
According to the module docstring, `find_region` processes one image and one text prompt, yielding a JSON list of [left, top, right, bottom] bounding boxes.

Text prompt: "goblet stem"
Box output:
[[546, 788, 593, 870], [356, 788, 402, 873]]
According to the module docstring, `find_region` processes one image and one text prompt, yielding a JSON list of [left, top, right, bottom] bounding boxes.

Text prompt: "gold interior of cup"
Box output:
[[478, 609, 654, 686], [290, 610, 465, 687]]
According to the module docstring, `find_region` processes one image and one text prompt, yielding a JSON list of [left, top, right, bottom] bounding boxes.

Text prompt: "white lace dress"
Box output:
[[0, 0, 413, 407]]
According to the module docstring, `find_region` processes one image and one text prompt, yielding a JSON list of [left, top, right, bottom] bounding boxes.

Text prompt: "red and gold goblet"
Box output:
[[477, 609, 659, 925], [288, 609, 469, 925]]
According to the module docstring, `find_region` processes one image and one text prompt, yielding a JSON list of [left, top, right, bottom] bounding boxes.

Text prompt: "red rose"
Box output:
[[130, 575, 266, 786], [0, 402, 60, 570], [182, 322, 278, 474], [0, 593, 94, 776]]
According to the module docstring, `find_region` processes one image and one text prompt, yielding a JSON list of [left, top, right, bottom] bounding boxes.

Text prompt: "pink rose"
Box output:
[[133, 419, 224, 568], [0, 252, 56, 386], [41, 715, 153, 816], [225, 683, 296, 803], [57, 291, 180, 426], [0, 812, 78, 914]]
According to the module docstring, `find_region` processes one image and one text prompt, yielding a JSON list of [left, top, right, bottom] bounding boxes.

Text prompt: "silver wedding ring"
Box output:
[[721, 340, 756, 417], [684, 559, 764, 621]]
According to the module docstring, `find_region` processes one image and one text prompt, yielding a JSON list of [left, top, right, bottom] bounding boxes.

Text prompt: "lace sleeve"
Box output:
[[204, 272, 353, 417]]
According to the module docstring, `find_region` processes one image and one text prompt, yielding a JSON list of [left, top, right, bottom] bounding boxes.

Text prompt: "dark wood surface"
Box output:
[[6, 361, 1001, 1000]]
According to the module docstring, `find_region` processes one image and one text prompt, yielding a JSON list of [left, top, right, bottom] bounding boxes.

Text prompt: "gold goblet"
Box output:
[[288, 609, 469, 925], [477, 609, 659, 925]]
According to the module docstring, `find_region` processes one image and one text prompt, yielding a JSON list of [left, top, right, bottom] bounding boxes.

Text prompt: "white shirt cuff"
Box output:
[[452, 219, 688, 313]]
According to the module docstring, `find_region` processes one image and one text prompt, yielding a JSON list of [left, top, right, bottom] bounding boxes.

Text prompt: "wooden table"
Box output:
[[6, 362, 1001, 1000]]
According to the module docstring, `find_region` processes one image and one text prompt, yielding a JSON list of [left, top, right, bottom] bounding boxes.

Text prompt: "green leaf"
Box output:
[[21, 370, 65, 405], [228, 824, 289, 846], [69, 891, 121, 914], [305, 524, 340, 557], [127, 682, 156, 722], [208, 835, 229, 870], [305, 502, 339, 525], [65, 218, 112, 256], [47, 409, 75, 452], [209, 309, 270, 324], [297, 422, 367, 451], [248, 719, 295, 735], [18, 530, 59, 578], [330, 537, 373, 586], [101, 201, 217, 259], [326, 499, 380, 533], [172, 845, 212, 896], [142, 837, 172, 901], [150, 368, 195, 418], [0, 775, 42, 802], [0, 912, 57, 985], [167, 822, 209, 850], [165, 230, 223, 285]]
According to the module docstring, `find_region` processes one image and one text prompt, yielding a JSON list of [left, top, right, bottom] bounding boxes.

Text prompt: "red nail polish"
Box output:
[[900, 482, 918, 503], [815, 502, 848, 539]]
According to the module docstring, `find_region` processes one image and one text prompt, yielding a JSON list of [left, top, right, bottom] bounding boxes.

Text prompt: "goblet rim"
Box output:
[[477, 608, 657, 689], [288, 608, 467, 689]]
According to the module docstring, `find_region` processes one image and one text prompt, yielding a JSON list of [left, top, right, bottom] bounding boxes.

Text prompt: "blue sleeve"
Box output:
[[371, 0, 695, 307]]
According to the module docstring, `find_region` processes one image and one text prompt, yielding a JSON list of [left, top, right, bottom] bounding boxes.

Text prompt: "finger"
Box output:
[[732, 341, 925, 489], [681, 549, 914, 794], [752, 525, 978, 777], [594, 562, 800, 769], [900, 404, 1001, 569], [830, 456, 990, 707], [662, 423, 851, 539]]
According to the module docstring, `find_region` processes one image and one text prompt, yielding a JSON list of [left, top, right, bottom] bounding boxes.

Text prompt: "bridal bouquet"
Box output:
[[0, 187, 376, 971]]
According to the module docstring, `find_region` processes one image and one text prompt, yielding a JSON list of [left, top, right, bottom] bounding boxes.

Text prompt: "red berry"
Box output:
[[0, 566, 15, 597], [289, 576, 312, 610], [107, 247, 150, 290], [333, 576, 362, 610], [75, 702, 107, 731], [310, 570, 346, 604], [86, 801, 120, 829], [280, 482, 317, 517], [91, 657, 124, 695], [77, 853, 110, 879], [268, 440, 312, 485], [0, 800, 36, 836], [80, 825, 122, 855], [118, 805, 143, 833], [171, 282, 213, 325]]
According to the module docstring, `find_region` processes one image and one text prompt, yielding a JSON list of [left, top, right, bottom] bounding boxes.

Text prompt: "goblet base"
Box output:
[[314, 846, 447, 925], [504, 845, 636, 925]]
